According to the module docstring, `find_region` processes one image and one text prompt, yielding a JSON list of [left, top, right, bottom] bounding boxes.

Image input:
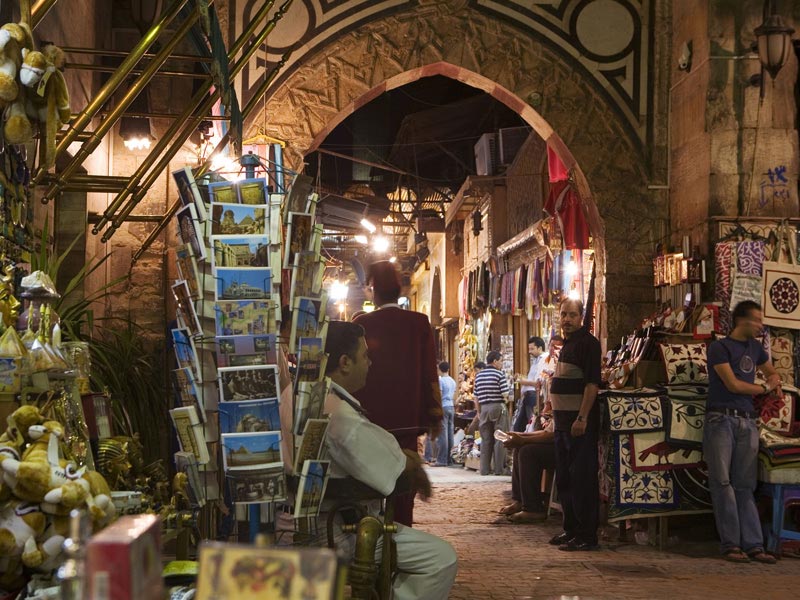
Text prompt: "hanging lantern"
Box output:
[[754, 2, 795, 80]]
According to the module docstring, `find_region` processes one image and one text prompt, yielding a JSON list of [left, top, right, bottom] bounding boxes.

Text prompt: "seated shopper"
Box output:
[[497, 414, 555, 522], [322, 320, 458, 599]]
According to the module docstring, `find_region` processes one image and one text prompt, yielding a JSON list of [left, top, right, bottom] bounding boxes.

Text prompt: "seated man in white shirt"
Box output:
[[322, 320, 458, 600]]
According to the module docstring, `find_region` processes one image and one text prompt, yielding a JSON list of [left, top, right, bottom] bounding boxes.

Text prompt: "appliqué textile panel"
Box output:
[[770, 328, 795, 385], [762, 261, 800, 328], [616, 435, 677, 508], [736, 240, 768, 276], [628, 431, 704, 472], [665, 396, 706, 448], [715, 242, 735, 333], [753, 390, 796, 435], [606, 392, 665, 432], [660, 344, 708, 385]]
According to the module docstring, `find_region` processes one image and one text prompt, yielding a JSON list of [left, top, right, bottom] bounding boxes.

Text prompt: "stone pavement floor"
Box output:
[[414, 466, 800, 600]]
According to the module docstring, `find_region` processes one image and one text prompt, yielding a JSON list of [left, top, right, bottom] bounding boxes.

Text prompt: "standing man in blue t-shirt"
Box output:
[[706, 300, 781, 564], [434, 361, 458, 466]]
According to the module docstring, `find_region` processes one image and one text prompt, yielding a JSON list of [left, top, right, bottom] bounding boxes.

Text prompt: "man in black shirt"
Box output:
[[549, 298, 602, 551]]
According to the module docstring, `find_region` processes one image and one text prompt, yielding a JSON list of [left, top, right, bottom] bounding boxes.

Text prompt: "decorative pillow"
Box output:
[[753, 390, 796, 435], [665, 396, 706, 449], [770, 328, 795, 386], [606, 392, 664, 433], [659, 343, 708, 385]]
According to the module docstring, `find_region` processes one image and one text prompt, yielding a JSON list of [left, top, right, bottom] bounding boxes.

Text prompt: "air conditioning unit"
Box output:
[[474, 133, 497, 176], [498, 126, 532, 166]]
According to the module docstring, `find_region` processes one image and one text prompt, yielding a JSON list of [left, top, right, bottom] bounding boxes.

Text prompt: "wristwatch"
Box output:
[[576, 415, 586, 422]]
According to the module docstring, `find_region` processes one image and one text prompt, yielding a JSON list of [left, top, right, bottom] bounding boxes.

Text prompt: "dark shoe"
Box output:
[[559, 538, 599, 552], [549, 532, 571, 546], [508, 511, 547, 523]]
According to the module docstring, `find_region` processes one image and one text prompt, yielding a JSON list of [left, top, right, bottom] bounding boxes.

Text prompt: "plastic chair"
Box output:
[[759, 483, 800, 555]]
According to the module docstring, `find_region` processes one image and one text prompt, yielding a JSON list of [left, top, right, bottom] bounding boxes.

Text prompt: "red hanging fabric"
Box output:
[[547, 146, 569, 183], [544, 180, 590, 251]]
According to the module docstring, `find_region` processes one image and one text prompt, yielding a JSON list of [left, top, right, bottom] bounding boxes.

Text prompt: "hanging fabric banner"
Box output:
[[762, 261, 800, 327]]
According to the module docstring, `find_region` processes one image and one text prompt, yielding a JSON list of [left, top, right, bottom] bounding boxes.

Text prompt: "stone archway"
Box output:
[[258, 1, 667, 340]]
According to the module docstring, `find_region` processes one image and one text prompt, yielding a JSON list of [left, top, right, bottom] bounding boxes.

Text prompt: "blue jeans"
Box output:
[[435, 407, 455, 465], [703, 412, 764, 554]]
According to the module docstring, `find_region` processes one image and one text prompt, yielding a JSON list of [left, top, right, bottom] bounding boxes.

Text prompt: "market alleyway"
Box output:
[[415, 467, 800, 600]]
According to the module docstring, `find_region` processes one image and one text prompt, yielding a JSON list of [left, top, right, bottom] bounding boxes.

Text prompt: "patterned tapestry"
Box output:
[[660, 344, 708, 385], [665, 396, 706, 449], [606, 392, 664, 433], [615, 436, 677, 509], [770, 328, 795, 385], [715, 242, 735, 333], [628, 431, 704, 471], [762, 261, 800, 328], [753, 389, 796, 435], [736, 240, 768, 276]]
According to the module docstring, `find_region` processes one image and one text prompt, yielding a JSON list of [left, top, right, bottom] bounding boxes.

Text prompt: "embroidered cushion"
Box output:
[[659, 343, 708, 385]]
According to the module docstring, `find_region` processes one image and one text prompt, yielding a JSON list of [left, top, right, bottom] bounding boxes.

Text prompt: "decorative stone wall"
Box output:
[[257, 0, 670, 342]]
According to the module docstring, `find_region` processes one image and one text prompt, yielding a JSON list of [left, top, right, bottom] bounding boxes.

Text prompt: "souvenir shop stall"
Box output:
[[165, 145, 351, 598], [452, 148, 598, 467], [598, 220, 800, 552]]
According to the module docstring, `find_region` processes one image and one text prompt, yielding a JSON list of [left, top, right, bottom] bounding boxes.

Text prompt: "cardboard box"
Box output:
[[86, 514, 163, 600]]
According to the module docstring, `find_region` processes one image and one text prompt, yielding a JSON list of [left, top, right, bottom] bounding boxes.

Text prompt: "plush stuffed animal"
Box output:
[[1, 420, 88, 509], [3, 88, 33, 145], [20, 512, 67, 570], [0, 22, 32, 103], [20, 44, 70, 169], [0, 405, 44, 501], [41, 467, 116, 526], [0, 500, 46, 585]]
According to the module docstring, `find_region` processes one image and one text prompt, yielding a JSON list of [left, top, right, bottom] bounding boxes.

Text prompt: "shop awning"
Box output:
[[496, 220, 544, 257]]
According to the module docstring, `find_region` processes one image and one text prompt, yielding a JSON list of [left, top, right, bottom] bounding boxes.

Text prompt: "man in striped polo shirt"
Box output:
[[474, 350, 510, 475], [549, 298, 602, 551]]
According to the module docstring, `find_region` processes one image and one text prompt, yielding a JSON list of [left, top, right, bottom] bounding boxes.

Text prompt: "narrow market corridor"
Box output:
[[416, 468, 800, 600]]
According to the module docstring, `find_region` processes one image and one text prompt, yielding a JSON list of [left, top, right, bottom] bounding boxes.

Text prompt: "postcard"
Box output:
[[269, 195, 282, 243], [214, 300, 274, 336], [195, 543, 339, 600], [283, 173, 313, 221], [290, 296, 324, 350], [175, 244, 201, 298], [173, 166, 208, 221], [215, 334, 277, 367], [208, 180, 238, 204], [294, 460, 330, 518], [238, 178, 268, 205], [172, 367, 205, 422], [215, 267, 272, 301], [292, 419, 329, 474], [172, 280, 203, 336], [221, 431, 282, 471], [174, 451, 206, 507], [171, 328, 201, 381], [170, 406, 210, 464], [227, 467, 287, 504], [290, 251, 324, 304], [284, 212, 313, 269], [219, 398, 280, 434], [212, 236, 270, 269], [177, 203, 207, 262], [218, 365, 279, 402], [297, 337, 326, 383], [211, 202, 267, 237], [294, 379, 330, 436]]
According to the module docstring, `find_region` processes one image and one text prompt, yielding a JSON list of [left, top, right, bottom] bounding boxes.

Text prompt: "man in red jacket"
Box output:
[[354, 261, 442, 526]]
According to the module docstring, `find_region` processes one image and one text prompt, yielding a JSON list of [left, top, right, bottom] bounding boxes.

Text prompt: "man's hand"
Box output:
[[503, 432, 525, 449], [402, 449, 432, 500], [767, 373, 782, 393], [571, 419, 587, 437]]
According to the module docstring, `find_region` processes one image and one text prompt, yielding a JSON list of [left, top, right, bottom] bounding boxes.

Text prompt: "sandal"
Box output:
[[498, 502, 521, 515], [508, 511, 547, 523], [747, 551, 777, 564], [722, 548, 750, 563]]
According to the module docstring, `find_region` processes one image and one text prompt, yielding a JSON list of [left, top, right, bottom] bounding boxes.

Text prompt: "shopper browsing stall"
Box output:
[[706, 300, 780, 564], [434, 361, 457, 466], [550, 298, 602, 552], [512, 336, 546, 432], [474, 351, 511, 476]]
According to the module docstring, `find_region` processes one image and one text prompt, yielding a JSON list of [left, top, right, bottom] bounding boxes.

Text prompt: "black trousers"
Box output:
[[553, 410, 599, 544], [511, 443, 556, 512], [512, 391, 538, 432]]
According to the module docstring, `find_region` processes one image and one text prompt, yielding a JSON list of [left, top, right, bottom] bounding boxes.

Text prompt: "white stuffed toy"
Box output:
[[0, 22, 32, 103]]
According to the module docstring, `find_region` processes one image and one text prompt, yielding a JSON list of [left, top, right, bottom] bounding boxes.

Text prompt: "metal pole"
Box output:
[[40, 9, 199, 202], [93, 0, 283, 235], [34, 0, 189, 183], [31, 0, 59, 28], [59, 47, 212, 63]]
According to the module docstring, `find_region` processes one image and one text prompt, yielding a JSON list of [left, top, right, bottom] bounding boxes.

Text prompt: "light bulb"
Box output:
[[360, 219, 377, 233], [389, 256, 397, 263], [565, 261, 579, 277], [123, 137, 151, 151], [330, 280, 349, 301], [372, 236, 390, 253]]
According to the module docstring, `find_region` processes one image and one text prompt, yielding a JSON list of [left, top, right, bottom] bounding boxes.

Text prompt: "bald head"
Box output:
[[560, 298, 584, 315], [559, 297, 584, 337]]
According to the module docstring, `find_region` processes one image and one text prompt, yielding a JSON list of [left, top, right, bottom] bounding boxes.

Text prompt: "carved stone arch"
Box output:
[[256, 1, 664, 340]]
